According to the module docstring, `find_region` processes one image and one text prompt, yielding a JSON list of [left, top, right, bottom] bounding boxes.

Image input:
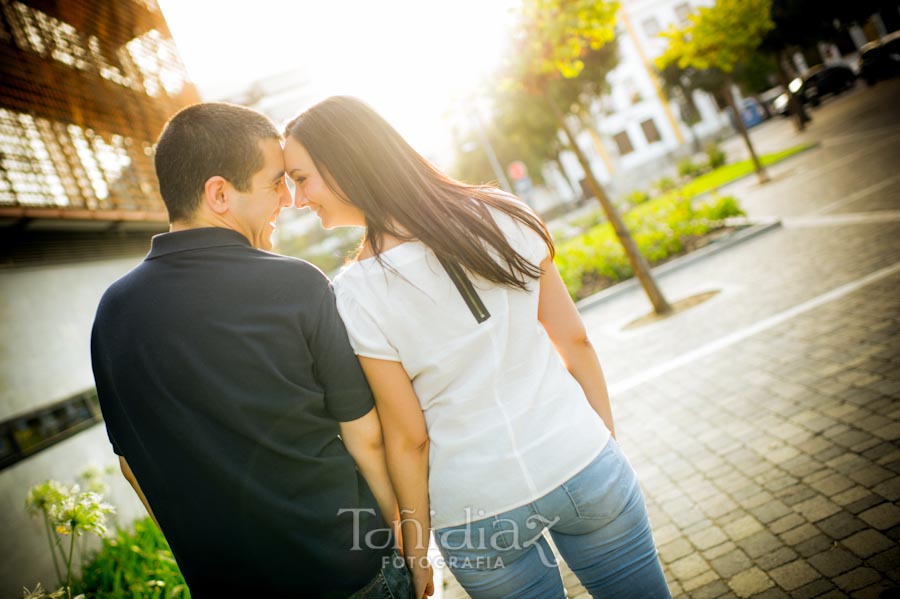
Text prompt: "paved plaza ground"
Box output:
[[440, 78, 900, 598]]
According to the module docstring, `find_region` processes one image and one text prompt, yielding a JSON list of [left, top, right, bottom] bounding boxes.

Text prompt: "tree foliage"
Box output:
[[521, 0, 619, 79], [656, 0, 775, 74], [656, 0, 775, 183], [453, 0, 620, 187]]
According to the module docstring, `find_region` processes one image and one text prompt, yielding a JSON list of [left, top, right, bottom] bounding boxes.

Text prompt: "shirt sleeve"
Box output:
[[333, 284, 401, 362], [496, 204, 550, 266], [306, 282, 376, 422], [518, 220, 550, 266], [106, 426, 123, 456]]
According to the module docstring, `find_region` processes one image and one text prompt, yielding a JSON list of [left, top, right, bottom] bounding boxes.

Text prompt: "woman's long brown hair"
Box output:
[[284, 96, 554, 290]]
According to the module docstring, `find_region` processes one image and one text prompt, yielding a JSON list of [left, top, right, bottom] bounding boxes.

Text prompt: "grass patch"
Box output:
[[671, 143, 814, 201], [554, 142, 813, 243]]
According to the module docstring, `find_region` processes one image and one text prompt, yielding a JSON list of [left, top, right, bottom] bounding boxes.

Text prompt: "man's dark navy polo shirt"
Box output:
[[91, 228, 391, 598]]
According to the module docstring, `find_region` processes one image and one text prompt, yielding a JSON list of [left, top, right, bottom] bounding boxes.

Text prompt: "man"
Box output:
[[91, 103, 414, 598]]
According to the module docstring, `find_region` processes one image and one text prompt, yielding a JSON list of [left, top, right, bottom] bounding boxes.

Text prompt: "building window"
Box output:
[[674, 3, 693, 24], [613, 131, 634, 155], [641, 16, 661, 38], [641, 119, 662, 144], [0, 389, 103, 471], [0, 107, 153, 210]]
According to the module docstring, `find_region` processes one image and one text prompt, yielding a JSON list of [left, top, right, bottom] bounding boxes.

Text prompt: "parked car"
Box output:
[[799, 64, 857, 104], [759, 85, 786, 117], [858, 31, 900, 85], [772, 64, 856, 115]]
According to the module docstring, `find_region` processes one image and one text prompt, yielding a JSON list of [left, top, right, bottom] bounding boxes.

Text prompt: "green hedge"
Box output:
[[556, 194, 745, 299]]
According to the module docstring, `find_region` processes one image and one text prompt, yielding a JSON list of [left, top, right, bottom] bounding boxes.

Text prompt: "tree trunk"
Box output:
[[687, 119, 702, 155], [775, 49, 810, 132], [723, 77, 769, 184], [545, 91, 672, 315], [678, 85, 703, 154]]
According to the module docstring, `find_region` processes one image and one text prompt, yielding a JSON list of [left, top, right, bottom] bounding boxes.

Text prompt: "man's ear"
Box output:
[[202, 176, 229, 215]]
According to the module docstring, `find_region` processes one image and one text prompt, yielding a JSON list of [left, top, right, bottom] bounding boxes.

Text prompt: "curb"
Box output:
[[575, 218, 783, 312]]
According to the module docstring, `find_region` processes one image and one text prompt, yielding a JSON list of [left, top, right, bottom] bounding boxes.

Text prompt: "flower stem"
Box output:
[[43, 514, 64, 584], [65, 527, 76, 599]]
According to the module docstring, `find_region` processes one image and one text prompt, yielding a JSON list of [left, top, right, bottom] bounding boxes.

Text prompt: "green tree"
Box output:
[[494, 41, 617, 192], [657, 0, 775, 183], [451, 94, 559, 190], [510, 0, 673, 315]]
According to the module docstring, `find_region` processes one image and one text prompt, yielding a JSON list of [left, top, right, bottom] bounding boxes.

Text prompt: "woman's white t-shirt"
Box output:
[[332, 207, 610, 529]]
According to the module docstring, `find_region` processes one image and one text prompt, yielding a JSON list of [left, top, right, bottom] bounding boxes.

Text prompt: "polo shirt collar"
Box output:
[[147, 227, 251, 260]]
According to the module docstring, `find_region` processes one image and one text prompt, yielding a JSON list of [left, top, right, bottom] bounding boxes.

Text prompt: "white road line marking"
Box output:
[[813, 173, 900, 215], [608, 261, 900, 396], [784, 211, 900, 227]]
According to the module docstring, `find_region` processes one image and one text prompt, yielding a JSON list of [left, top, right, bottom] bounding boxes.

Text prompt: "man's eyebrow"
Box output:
[[271, 170, 286, 183]]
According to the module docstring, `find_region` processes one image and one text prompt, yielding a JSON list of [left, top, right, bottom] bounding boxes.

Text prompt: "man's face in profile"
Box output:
[[227, 139, 292, 250]]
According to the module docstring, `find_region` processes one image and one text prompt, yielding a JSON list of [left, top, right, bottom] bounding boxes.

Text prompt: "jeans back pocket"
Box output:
[[561, 440, 638, 521]]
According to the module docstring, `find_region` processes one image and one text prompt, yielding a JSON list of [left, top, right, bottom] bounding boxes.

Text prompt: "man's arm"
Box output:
[[305, 281, 406, 543], [119, 456, 160, 529], [339, 407, 400, 530]]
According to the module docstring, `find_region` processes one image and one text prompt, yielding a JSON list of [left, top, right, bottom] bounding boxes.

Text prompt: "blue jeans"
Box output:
[[349, 550, 415, 599], [434, 438, 671, 599]]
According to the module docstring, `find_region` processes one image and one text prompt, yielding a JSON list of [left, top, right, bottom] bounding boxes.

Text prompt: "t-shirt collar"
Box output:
[[147, 227, 251, 260]]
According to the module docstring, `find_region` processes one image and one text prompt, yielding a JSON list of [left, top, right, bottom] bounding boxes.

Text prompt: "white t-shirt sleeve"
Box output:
[[333, 285, 401, 361], [519, 220, 550, 266]]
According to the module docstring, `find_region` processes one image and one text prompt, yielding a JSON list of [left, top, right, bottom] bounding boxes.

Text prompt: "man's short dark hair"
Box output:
[[154, 103, 280, 222]]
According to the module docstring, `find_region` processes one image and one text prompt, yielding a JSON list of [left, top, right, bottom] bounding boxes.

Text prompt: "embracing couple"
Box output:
[[91, 99, 671, 599]]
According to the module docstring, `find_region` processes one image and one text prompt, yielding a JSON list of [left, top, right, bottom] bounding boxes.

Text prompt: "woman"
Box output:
[[283, 96, 670, 599]]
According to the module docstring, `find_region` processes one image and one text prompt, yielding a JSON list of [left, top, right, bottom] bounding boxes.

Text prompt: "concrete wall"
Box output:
[[1, 256, 148, 596]]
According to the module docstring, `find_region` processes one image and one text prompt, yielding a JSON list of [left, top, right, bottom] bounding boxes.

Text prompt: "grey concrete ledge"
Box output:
[[575, 218, 783, 312]]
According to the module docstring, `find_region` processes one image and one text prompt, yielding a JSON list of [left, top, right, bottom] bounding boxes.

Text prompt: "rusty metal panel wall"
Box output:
[[0, 0, 201, 222]]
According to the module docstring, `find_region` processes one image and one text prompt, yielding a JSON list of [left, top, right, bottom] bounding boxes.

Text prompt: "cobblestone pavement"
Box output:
[[440, 79, 900, 598]]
